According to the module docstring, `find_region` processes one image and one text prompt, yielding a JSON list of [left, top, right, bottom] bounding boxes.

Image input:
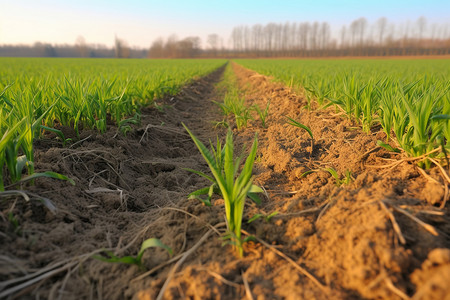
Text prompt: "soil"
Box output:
[[1, 62, 449, 300]]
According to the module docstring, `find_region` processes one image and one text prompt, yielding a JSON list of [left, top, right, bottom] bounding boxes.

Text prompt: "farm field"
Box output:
[[1, 58, 450, 299], [0, 58, 227, 190], [236, 59, 450, 165]]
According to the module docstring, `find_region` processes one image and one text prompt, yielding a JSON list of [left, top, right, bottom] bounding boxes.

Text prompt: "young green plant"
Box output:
[[286, 116, 314, 152], [323, 168, 353, 186], [183, 123, 262, 257], [253, 100, 270, 128], [95, 238, 172, 270]]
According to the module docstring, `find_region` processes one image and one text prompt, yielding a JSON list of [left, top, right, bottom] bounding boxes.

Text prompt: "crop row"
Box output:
[[0, 58, 226, 190], [236, 59, 450, 168]]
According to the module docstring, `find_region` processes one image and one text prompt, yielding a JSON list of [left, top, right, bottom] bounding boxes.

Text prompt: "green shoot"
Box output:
[[7, 212, 22, 235], [183, 123, 262, 257], [286, 116, 314, 152], [253, 100, 270, 128], [118, 113, 140, 136], [40, 125, 71, 146], [0, 190, 57, 213], [95, 238, 172, 270], [323, 168, 353, 186], [286, 117, 314, 140], [377, 140, 401, 153], [247, 211, 279, 223]]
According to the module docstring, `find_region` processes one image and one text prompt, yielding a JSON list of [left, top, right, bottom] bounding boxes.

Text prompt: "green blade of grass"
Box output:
[[10, 171, 75, 187], [286, 116, 314, 140], [137, 238, 172, 261]]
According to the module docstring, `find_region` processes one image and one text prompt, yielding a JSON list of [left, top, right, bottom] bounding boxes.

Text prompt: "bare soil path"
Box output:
[[1, 62, 449, 300]]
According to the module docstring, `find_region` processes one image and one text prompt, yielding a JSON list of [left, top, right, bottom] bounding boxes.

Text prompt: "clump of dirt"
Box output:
[[1, 62, 449, 300]]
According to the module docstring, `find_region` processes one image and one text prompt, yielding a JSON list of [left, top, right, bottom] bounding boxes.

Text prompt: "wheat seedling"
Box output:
[[183, 123, 262, 257]]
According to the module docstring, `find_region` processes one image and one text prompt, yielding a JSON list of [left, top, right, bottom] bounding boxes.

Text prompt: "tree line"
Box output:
[[1, 17, 449, 58], [226, 17, 450, 57], [0, 36, 147, 58], [148, 17, 450, 58]]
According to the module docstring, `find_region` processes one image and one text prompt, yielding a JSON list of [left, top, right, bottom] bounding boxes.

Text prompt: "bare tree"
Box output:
[[114, 36, 130, 58], [207, 34, 219, 49], [298, 22, 310, 51], [282, 22, 290, 53], [230, 27, 243, 52], [350, 19, 359, 48], [265, 23, 277, 53], [358, 18, 368, 46], [320, 22, 330, 51], [340, 25, 347, 49], [178, 36, 201, 57], [416, 16, 427, 46], [165, 34, 178, 58], [349, 17, 368, 54], [377, 17, 388, 46], [252, 24, 263, 54], [75, 36, 88, 57], [310, 22, 319, 53], [148, 37, 164, 58]]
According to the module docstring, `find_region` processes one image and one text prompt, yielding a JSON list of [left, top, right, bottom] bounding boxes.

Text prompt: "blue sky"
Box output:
[[1, 0, 449, 48]]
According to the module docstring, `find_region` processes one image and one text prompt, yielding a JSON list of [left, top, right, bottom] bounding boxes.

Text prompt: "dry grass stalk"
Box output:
[[378, 200, 406, 244], [242, 271, 254, 300], [387, 202, 439, 236]]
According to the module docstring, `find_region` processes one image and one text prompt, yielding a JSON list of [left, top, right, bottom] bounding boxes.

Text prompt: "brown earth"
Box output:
[[1, 62, 449, 300]]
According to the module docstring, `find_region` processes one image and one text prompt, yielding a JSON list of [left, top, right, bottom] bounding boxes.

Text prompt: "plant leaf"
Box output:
[[300, 169, 316, 178], [431, 114, 450, 120], [248, 184, 263, 194], [183, 168, 215, 182], [247, 192, 262, 205], [323, 168, 339, 180], [137, 238, 173, 261], [14, 171, 75, 186], [377, 140, 401, 153], [265, 211, 279, 221], [286, 116, 314, 140], [247, 214, 263, 223]]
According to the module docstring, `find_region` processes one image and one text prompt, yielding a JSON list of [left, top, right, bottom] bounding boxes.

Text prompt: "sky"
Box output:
[[1, 0, 449, 48]]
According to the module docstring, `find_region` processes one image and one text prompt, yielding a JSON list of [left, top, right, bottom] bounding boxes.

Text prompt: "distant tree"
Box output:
[[75, 36, 88, 57], [252, 24, 263, 53], [416, 16, 427, 43], [310, 22, 319, 53], [177, 36, 201, 57], [376, 17, 388, 46], [340, 25, 347, 49], [207, 34, 219, 56], [320, 22, 330, 50], [165, 34, 179, 58], [148, 37, 164, 58], [265, 23, 276, 52], [298, 22, 310, 51], [44, 44, 57, 57], [358, 18, 368, 46], [114, 36, 130, 58], [349, 19, 358, 47]]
